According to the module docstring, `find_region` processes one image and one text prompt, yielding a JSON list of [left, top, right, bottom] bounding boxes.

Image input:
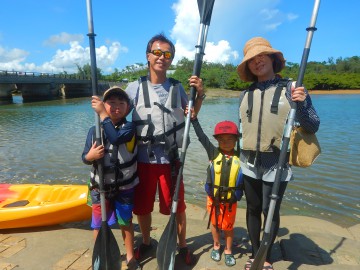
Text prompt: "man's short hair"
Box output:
[[146, 32, 175, 59]]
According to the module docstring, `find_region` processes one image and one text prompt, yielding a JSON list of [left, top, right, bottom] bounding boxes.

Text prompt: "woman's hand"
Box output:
[[291, 85, 307, 102]]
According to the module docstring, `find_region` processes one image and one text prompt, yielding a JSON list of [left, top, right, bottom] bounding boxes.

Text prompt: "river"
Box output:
[[0, 94, 359, 227]]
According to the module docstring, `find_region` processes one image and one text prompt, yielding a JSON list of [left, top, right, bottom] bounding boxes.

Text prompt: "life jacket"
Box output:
[[208, 153, 243, 203], [207, 152, 243, 231], [239, 79, 291, 152], [132, 76, 185, 154], [90, 125, 138, 196]]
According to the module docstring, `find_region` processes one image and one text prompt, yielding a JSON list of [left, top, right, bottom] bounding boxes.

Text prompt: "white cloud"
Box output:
[[38, 41, 128, 73], [0, 41, 127, 74], [171, 0, 199, 50], [0, 0, 300, 74], [265, 22, 282, 31], [203, 40, 239, 64], [260, 9, 280, 21], [168, 0, 299, 66], [0, 47, 29, 63], [43, 32, 84, 47], [170, 0, 239, 65], [287, 13, 299, 21]]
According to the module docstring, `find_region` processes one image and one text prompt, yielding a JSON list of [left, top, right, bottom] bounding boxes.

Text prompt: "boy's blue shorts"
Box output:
[[90, 188, 134, 229]]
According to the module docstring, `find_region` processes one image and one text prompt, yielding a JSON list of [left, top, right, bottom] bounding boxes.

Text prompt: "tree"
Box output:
[[76, 63, 102, 80], [103, 55, 360, 91]]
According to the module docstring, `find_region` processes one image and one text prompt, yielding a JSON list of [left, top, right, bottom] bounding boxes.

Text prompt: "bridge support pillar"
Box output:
[[18, 83, 61, 102], [0, 84, 16, 104], [62, 83, 92, 98]]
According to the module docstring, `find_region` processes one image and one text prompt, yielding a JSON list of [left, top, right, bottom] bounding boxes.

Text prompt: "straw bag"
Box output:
[[289, 126, 321, 167]]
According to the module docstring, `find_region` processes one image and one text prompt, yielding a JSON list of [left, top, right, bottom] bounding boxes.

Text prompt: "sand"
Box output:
[[1, 203, 359, 270], [203, 89, 360, 98]]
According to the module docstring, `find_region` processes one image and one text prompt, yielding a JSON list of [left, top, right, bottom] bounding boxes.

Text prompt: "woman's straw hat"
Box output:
[[237, 37, 285, 82]]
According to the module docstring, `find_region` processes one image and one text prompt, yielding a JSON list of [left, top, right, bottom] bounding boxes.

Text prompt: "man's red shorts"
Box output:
[[134, 162, 186, 215]]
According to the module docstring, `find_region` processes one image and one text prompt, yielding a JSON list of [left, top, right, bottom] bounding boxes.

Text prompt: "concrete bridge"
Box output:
[[0, 70, 112, 104]]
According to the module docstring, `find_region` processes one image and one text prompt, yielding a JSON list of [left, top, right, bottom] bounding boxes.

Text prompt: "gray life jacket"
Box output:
[[132, 76, 185, 154], [239, 79, 291, 152], [90, 126, 138, 190]]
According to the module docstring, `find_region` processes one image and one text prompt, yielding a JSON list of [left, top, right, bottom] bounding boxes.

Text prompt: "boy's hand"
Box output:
[[86, 142, 104, 162], [91, 96, 106, 115]]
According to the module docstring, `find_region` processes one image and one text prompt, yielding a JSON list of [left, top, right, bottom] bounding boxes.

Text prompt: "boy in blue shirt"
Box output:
[[82, 86, 140, 269]]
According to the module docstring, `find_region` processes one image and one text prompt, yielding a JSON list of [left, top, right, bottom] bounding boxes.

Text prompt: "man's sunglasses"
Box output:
[[149, 49, 173, 59]]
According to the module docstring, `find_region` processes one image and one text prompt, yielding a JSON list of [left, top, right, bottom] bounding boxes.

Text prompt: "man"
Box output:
[[126, 33, 205, 265]]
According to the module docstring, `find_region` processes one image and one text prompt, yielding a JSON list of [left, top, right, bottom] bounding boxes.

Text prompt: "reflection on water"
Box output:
[[0, 95, 359, 227]]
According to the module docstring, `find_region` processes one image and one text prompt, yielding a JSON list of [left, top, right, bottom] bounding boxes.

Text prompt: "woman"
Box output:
[[237, 37, 320, 270]]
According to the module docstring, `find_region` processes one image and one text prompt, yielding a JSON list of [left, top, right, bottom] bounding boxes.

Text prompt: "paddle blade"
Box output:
[[197, 0, 215, 25], [250, 232, 270, 270], [157, 214, 177, 270], [92, 223, 121, 270]]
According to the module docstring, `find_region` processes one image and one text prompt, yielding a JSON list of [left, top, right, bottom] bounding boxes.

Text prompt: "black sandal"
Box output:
[[179, 247, 197, 266], [134, 243, 153, 260], [126, 258, 142, 270], [244, 258, 253, 270]]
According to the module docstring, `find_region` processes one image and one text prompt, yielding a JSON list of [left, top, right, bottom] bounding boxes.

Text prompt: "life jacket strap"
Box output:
[[140, 76, 151, 108], [247, 88, 254, 120], [154, 102, 172, 114]]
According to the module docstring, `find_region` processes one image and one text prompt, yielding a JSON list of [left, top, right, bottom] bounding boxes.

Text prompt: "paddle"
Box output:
[[156, 1, 215, 269], [85, 1, 120, 269], [250, 1, 321, 269]]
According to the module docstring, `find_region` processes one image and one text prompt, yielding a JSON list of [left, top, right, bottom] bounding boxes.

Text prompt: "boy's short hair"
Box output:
[[103, 86, 130, 103]]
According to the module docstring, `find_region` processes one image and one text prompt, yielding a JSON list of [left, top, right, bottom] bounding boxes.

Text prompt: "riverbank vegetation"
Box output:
[[89, 56, 360, 92]]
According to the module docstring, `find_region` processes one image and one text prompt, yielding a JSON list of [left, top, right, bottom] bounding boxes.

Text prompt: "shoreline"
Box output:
[[1, 203, 359, 270], [309, 89, 360, 95], [204, 88, 360, 98]]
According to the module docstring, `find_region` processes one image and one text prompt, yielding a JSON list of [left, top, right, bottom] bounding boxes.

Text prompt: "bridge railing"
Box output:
[[0, 70, 90, 80]]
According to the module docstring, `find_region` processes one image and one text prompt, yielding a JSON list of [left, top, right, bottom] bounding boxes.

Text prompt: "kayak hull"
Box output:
[[0, 184, 92, 229]]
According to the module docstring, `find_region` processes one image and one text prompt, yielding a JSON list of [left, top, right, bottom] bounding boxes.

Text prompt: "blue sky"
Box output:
[[0, 0, 359, 75]]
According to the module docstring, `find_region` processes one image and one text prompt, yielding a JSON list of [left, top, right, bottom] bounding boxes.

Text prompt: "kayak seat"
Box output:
[[3, 200, 30, 208]]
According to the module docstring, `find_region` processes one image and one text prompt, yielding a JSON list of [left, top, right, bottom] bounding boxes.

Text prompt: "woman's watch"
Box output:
[[197, 93, 206, 101]]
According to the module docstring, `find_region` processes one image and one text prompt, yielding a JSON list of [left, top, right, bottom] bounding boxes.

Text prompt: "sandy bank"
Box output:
[[203, 89, 360, 98], [1, 204, 359, 270]]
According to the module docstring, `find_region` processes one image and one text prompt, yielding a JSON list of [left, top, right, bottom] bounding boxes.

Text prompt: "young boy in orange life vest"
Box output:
[[191, 116, 244, 267]]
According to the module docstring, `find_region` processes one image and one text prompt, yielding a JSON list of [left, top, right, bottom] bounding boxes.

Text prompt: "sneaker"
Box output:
[[178, 247, 197, 266], [134, 243, 153, 260]]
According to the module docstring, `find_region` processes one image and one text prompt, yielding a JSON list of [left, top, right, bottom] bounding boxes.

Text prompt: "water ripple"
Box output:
[[1, 95, 359, 227]]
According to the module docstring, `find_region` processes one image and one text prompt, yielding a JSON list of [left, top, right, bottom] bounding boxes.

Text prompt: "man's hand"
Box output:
[[188, 75, 204, 97]]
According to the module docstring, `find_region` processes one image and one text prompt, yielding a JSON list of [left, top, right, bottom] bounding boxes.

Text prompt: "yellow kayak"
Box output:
[[0, 184, 92, 229]]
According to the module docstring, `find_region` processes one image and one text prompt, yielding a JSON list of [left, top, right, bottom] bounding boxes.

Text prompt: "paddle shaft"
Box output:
[[171, 22, 209, 213], [172, 0, 215, 217], [86, 2, 120, 270], [156, 2, 215, 270], [86, 0, 107, 225], [250, 1, 321, 269], [157, 21, 210, 270]]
